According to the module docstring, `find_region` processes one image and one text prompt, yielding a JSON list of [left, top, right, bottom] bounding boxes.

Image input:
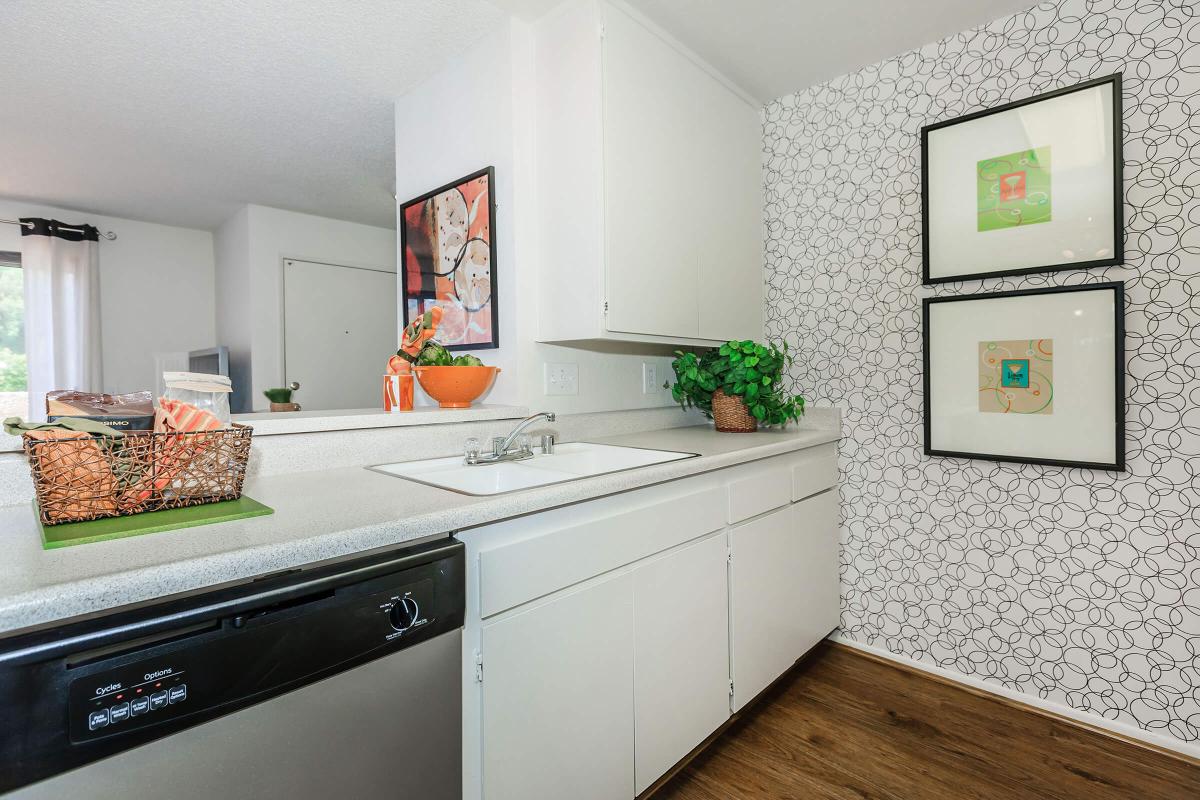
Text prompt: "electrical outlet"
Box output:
[[642, 362, 658, 394], [544, 363, 578, 396]]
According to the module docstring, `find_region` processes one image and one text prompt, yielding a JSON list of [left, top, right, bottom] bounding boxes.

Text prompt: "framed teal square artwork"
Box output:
[[924, 283, 1124, 470]]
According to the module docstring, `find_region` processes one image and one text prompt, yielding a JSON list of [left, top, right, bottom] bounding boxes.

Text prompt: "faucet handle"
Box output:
[[464, 437, 481, 462]]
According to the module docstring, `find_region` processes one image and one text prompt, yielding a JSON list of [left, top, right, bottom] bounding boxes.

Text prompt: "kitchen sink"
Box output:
[[371, 460, 582, 495], [533, 442, 694, 474], [370, 442, 697, 496]]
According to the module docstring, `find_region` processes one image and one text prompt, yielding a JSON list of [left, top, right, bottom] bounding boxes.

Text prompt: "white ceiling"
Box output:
[[622, 0, 1039, 103], [0, 0, 504, 231], [1, 0, 1038, 232]]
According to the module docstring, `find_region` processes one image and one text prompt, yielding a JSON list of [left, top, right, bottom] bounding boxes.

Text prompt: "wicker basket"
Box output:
[[23, 423, 253, 525], [712, 390, 757, 433]]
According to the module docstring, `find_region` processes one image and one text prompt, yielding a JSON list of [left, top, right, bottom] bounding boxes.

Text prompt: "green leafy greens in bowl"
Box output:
[[415, 341, 485, 367]]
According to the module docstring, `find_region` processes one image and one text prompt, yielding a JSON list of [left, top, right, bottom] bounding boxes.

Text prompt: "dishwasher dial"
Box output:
[[389, 597, 420, 631]]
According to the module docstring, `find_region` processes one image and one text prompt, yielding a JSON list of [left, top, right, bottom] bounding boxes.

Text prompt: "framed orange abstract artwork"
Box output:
[[400, 166, 498, 349]]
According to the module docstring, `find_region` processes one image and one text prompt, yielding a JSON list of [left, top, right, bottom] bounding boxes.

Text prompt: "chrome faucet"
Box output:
[[465, 412, 556, 465]]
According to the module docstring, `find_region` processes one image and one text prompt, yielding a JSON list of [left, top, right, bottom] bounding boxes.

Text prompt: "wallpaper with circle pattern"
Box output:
[[763, 0, 1200, 743]]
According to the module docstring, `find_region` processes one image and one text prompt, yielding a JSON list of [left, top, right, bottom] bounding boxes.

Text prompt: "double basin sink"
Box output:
[[371, 442, 696, 496]]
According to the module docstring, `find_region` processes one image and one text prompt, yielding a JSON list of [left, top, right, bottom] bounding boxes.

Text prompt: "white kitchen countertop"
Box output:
[[0, 424, 839, 636]]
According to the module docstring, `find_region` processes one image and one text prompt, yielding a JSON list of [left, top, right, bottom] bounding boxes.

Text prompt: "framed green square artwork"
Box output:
[[922, 75, 1123, 284]]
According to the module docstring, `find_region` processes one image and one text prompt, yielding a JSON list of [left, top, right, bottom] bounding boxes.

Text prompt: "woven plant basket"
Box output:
[[23, 423, 254, 525], [712, 389, 757, 433]]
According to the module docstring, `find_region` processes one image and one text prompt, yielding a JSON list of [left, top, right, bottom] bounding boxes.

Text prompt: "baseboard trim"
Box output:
[[829, 633, 1200, 765]]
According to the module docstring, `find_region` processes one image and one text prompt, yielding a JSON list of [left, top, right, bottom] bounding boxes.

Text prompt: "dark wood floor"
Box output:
[[654, 643, 1200, 800]]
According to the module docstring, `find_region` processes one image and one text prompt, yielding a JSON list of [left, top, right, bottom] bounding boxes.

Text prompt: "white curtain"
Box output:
[[21, 218, 103, 420]]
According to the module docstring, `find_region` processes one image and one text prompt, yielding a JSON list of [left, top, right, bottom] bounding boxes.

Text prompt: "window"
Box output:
[[0, 251, 27, 417]]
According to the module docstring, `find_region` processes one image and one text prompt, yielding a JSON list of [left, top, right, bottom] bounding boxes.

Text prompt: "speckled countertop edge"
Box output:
[[0, 425, 839, 636], [231, 403, 530, 436]]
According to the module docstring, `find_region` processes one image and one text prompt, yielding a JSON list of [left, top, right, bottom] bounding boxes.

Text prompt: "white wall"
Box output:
[[394, 23, 522, 405], [393, 19, 679, 414], [764, 0, 1200, 755], [213, 206, 252, 410], [0, 197, 216, 399], [214, 204, 397, 410]]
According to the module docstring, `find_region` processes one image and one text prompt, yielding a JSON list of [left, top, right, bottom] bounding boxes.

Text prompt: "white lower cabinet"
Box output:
[[729, 490, 840, 710], [481, 573, 635, 800], [789, 490, 841, 661], [466, 448, 840, 800], [632, 534, 730, 793]]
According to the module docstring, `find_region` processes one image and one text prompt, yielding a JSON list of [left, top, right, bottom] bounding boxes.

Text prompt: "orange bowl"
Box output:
[[412, 365, 501, 408]]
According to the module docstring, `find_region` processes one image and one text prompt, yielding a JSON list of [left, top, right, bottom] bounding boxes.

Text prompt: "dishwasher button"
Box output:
[[87, 709, 110, 730], [131, 696, 150, 716], [109, 702, 130, 723], [149, 691, 169, 710], [168, 685, 187, 704]]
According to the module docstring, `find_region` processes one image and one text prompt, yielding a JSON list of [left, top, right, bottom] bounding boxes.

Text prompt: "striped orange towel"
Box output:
[[155, 398, 225, 433], [136, 399, 228, 501]]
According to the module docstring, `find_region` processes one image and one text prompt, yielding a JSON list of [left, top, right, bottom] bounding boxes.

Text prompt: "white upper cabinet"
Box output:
[[534, 0, 763, 345]]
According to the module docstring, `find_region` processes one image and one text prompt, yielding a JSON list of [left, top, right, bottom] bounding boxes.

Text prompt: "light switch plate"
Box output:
[[544, 362, 578, 396], [642, 362, 658, 394]]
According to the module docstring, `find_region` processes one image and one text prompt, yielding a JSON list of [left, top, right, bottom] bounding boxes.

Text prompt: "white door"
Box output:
[[282, 258, 397, 411], [633, 533, 730, 794], [481, 573, 635, 800], [729, 492, 839, 710]]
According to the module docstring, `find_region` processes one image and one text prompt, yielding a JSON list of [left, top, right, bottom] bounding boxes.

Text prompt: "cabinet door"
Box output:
[[789, 490, 840, 663], [633, 534, 730, 793], [601, 3, 701, 339], [729, 492, 839, 710], [481, 573, 634, 800], [694, 75, 762, 343]]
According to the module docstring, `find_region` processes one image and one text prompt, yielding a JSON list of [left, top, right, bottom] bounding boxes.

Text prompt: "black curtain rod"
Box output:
[[0, 217, 117, 241]]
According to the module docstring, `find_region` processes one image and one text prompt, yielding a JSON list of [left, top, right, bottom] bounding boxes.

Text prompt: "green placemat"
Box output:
[[39, 496, 274, 549]]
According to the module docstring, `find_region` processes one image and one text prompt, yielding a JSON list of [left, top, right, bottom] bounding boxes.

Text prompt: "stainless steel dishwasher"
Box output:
[[0, 537, 464, 799]]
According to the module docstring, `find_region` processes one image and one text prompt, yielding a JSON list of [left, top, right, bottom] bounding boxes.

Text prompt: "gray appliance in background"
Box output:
[[0, 539, 464, 799], [187, 345, 250, 413], [187, 345, 230, 378]]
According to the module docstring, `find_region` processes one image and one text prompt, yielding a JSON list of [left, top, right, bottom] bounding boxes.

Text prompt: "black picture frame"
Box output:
[[921, 74, 1124, 285], [399, 166, 499, 351], [922, 281, 1125, 471]]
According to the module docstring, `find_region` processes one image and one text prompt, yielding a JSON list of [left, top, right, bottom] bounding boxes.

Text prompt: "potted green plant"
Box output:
[[263, 382, 301, 412], [670, 340, 804, 432]]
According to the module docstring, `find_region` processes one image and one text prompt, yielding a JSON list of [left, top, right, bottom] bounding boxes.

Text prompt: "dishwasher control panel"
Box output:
[[70, 662, 190, 743], [67, 576, 440, 744]]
